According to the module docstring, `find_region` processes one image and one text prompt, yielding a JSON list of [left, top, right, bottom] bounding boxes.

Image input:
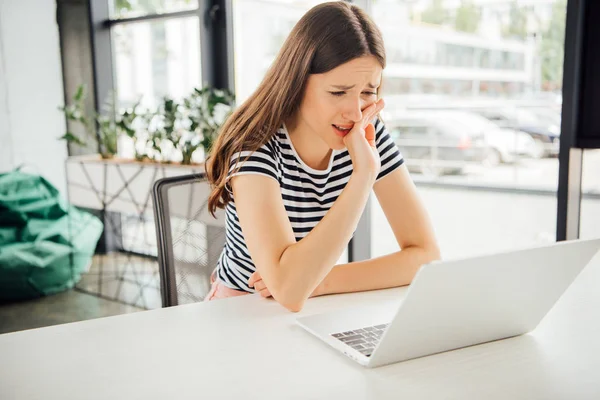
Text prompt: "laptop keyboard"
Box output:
[[331, 323, 389, 357]]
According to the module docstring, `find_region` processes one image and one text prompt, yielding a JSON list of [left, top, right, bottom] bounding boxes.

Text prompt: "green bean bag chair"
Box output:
[[0, 169, 103, 301]]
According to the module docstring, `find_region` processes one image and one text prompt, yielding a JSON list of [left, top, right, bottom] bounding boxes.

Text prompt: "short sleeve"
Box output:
[[226, 142, 280, 193], [373, 118, 404, 181]]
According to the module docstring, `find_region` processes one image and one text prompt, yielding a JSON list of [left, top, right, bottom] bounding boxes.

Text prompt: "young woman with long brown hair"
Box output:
[[204, 1, 440, 311]]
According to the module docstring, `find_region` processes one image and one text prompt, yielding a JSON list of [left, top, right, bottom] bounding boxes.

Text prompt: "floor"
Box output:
[[76, 252, 163, 310], [0, 289, 141, 335], [0, 253, 160, 335]]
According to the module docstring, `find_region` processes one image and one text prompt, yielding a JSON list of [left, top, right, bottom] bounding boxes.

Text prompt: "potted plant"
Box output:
[[116, 98, 145, 161], [60, 84, 235, 165], [183, 87, 235, 163], [59, 84, 127, 159]]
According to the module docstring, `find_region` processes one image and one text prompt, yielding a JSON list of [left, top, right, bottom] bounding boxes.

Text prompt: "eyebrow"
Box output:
[[331, 83, 380, 90]]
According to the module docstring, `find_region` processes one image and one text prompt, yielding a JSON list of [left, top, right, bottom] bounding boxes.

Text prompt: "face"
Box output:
[[294, 55, 383, 151]]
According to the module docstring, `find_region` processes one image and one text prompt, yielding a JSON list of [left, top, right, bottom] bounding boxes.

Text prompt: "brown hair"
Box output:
[[206, 1, 386, 215]]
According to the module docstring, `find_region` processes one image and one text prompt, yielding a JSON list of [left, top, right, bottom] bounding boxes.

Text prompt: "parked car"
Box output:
[[443, 111, 538, 163], [386, 110, 535, 176], [526, 107, 562, 128], [471, 107, 560, 158]]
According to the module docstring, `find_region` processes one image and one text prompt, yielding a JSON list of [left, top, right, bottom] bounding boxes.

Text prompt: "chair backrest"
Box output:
[[152, 173, 225, 307]]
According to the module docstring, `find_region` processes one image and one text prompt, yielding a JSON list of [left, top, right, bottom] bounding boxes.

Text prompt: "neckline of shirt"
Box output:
[[280, 123, 337, 175]]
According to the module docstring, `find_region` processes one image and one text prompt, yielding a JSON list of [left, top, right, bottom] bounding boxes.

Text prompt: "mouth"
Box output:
[[332, 124, 353, 137]]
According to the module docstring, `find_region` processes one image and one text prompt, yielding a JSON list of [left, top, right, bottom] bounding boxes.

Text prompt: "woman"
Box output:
[[205, 1, 440, 311]]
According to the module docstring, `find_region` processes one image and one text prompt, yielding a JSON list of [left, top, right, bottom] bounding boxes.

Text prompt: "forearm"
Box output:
[[273, 173, 375, 308], [314, 245, 441, 297]]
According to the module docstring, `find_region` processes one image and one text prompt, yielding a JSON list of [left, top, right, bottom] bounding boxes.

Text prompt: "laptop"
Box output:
[[296, 238, 600, 368]]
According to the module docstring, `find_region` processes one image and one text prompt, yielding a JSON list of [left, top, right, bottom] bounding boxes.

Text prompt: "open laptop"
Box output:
[[297, 238, 600, 368]]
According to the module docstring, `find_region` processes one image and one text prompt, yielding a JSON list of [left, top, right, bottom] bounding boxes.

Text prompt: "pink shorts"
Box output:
[[204, 270, 250, 301]]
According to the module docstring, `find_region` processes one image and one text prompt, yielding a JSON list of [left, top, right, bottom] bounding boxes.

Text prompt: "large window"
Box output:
[[370, 0, 568, 259], [90, 2, 205, 261], [231, 0, 347, 263], [112, 17, 201, 109], [229, 0, 573, 261], [232, 0, 327, 103], [88, 0, 591, 267]]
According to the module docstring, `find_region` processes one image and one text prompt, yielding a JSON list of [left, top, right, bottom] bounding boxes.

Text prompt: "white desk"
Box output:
[[2, 252, 600, 400]]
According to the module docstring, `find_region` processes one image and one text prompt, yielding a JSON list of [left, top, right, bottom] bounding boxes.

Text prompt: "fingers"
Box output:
[[253, 279, 266, 292], [247, 271, 272, 298], [253, 279, 272, 298], [248, 271, 260, 287], [362, 98, 385, 127], [365, 123, 376, 147]]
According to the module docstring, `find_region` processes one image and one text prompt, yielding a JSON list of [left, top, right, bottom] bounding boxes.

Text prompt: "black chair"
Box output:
[[152, 173, 225, 307]]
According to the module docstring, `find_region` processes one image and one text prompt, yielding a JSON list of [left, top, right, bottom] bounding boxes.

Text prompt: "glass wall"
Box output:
[[112, 17, 201, 109], [370, 0, 567, 259], [232, 0, 326, 103], [104, 4, 203, 260], [231, 0, 345, 262], [104, 0, 575, 263]]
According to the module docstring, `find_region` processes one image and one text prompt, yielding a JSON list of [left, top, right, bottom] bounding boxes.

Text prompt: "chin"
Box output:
[[324, 134, 346, 151], [330, 141, 347, 151]]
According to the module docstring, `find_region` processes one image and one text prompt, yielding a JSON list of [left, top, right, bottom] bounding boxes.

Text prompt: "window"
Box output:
[[231, 0, 347, 263], [232, 0, 328, 103], [112, 17, 201, 109], [84, 0, 585, 273], [86, 2, 208, 297], [371, 0, 567, 259]]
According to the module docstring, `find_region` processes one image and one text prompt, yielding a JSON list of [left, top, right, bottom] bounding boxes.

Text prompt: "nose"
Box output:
[[341, 96, 364, 122]]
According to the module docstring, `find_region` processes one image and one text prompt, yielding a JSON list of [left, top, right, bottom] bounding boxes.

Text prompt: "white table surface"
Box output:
[[2, 252, 600, 400]]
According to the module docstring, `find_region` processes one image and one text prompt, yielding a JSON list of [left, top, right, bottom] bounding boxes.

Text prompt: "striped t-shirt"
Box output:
[[215, 118, 404, 292]]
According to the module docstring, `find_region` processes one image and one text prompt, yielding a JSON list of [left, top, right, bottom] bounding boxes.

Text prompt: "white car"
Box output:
[[442, 111, 537, 165], [482, 128, 537, 165]]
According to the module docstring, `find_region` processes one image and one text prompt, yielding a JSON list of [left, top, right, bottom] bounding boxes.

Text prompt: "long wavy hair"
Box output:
[[206, 1, 386, 215]]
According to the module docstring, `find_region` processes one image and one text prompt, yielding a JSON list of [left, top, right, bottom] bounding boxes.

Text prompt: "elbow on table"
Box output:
[[281, 300, 305, 313], [408, 243, 441, 266], [271, 290, 306, 312], [268, 280, 308, 313], [427, 244, 442, 262]]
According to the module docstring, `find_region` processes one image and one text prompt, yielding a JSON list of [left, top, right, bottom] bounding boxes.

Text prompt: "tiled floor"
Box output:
[[76, 252, 163, 310], [0, 289, 141, 335], [0, 253, 161, 335]]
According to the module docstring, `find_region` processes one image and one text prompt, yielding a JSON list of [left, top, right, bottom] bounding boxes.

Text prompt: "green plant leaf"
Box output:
[[74, 84, 86, 102], [59, 132, 86, 146]]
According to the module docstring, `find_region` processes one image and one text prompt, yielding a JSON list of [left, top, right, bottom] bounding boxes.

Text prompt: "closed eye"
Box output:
[[329, 91, 378, 97]]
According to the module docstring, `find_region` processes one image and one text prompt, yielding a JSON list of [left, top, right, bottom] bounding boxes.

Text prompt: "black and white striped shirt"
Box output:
[[215, 118, 404, 292]]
